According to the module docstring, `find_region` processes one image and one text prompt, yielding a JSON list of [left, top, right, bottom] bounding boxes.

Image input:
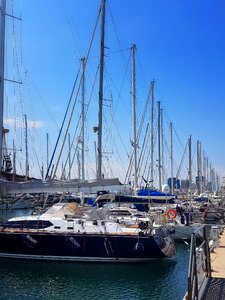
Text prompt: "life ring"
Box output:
[[166, 209, 177, 220]]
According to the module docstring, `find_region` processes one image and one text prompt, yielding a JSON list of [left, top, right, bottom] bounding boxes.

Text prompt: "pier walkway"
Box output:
[[200, 231, 225, 300], [184, 225, 225, 300]]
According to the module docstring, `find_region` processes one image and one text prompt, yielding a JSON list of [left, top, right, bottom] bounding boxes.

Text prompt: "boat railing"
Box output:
[[185, 224, 212, 300]]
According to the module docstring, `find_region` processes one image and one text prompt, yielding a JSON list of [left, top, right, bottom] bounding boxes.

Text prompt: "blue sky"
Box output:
[[3, 0, 225, 185]]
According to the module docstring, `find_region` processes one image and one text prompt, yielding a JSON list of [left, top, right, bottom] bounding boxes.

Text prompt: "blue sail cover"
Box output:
[[137, 189, 174, 197]]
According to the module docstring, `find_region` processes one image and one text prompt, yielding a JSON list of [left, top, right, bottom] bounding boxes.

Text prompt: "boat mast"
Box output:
[[81, 57, 85, 181], [170, 122, 173, 194], [46, 133, 49, 176], [203, 151, 206, 193], [197, 140, 202, 195], [0, 0, 6, 176], [131, 44, 138, 194], [157, 101, 161, 191], [160, 108, 164, 184], [24, 114, 29, 181], [13, 139, 16, 181], [188, 134, 192, 197], [77, 151, 81, 180], [209, 162, 212, 192], [206, 156, 209, 191], [131, 44, 138, 193], [68, 133, 71, 180], [97, 0, 106, 180], [150, 80, 155, 188]]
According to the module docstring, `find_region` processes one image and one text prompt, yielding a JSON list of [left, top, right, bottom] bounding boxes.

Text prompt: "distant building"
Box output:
[[180, 179, 189, 190], [222, 177, 225, 187], [167, 178, 180, 190]]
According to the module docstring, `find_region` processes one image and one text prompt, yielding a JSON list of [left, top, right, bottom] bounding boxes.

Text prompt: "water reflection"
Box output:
[[0, 245, 189, 300]]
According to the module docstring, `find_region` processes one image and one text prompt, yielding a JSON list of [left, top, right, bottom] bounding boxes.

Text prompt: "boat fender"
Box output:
[[134, 241, 145, 253], [166, 209, 177, 220], [104, 238, 114, 255]]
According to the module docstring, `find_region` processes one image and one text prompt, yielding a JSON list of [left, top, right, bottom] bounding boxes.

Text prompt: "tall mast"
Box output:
[[203, 151, 206, 192], [46, 133, 49, 176], [97, 0, 106, 180], [160, 108, 164, 184], [209, 162, 212, 192], [13, 139, 16, 181], [157, 101, 161, 191], [0, 0, 6, 176], [68, 133, 71, 180], [81, 57, 85, 181], [77, 151, 81, 180], [199, 142, 203, 193], [170, 122, 173, 193], [131, 44, 138, 193], [188, 135, 192, 196], [197, 141, 202, 195], [24, 114, 29, 181], [150, 80, 155, 188]]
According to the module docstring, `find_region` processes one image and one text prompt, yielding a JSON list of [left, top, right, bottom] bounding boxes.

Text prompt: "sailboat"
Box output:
[[0, 0, 176, 261]]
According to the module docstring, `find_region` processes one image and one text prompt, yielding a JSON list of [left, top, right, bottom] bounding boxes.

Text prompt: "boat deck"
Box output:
[[200, 230, 225, 300]]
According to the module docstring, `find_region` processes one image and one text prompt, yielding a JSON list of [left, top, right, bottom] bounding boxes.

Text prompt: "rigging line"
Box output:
[[106, 47, 131, 55], [104, 54, 130, 156], [140, 141, 151, 185], [191, 143, 197, 174], [137, 123, 149, 180], [175, 140, 188, 180], [61, 114, 81, 180], [26, 72, 60, 130], [136, 52, 151, 98], [101, 115, 128, 177], [125, 121, 150, 184], [24, 71, 45, 161], [110, 114, 130, 158], [51, 1, 102, 179], [45, 63, 81, 179], [111, 136, 127, 176], [11, 1, 24, 120], [84, 160, 97, 179], [63, 0, 101, 81], [52, 68, 82, 179], [124, 144, 134, 184], [124, 83, 152, 184], [62, 0, 83, 59], [143, 144, 151, 183], [105, 157, 114, 178], [28, 128, 42, 178], [108, 1, 129, 67], [173, 124, 185, 149], [137, 83, 151, 140], [63, 65, 99, 180]]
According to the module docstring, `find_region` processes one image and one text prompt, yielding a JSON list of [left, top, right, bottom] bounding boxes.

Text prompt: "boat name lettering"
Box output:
[[69, 237, 80, 248], [26, 235, 37, 244]]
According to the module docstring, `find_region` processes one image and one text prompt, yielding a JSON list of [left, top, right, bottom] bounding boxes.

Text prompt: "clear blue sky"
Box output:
[[3, 0, 225, 184]]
